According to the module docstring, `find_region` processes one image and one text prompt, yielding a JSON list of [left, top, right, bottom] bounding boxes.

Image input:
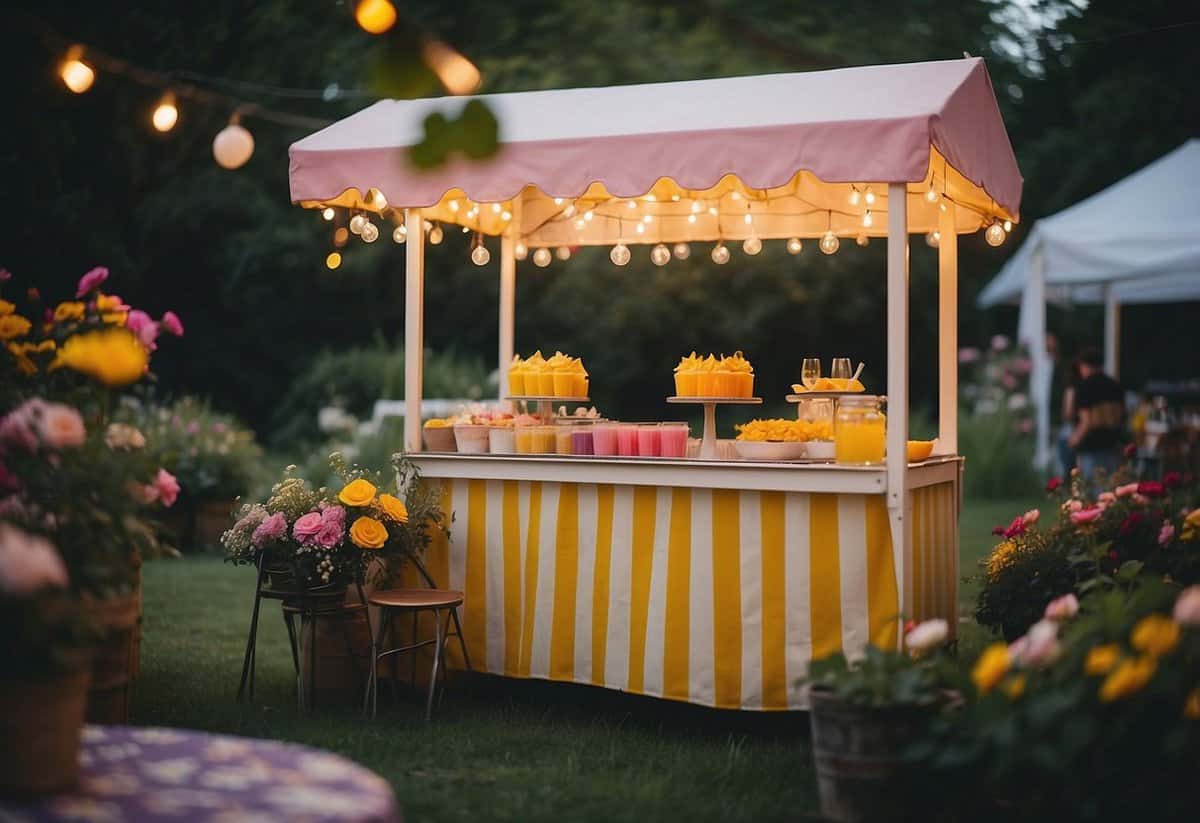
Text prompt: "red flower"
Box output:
[[903, 619, 916, 635], [1107, 549, 1119, 563], [1046, 477, 1063, 493], [1002, 515, 1027, 539], [1137, 481, 1165, 498], [1123, 442, 1137, 459], [1118, 512, 1144, 537], [1163, 471, 1183, 489]]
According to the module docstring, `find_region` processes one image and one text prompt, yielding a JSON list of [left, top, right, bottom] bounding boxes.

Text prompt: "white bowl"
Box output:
[[733, 441, 808, 461], [453, 423, 490, 454], [805, 441, 835, 460]]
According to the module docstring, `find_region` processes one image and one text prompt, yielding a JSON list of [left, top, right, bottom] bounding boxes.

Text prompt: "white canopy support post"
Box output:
[[404, 208, 425, 453], [936, 201, 958, 455], [1020, 247, 1052, 471], [1104, 284, 1120, 379], [499, 222, 518, 402], [886, 183, 911, 635]]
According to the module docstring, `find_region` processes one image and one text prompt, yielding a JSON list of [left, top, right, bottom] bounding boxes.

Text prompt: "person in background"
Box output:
[[1068, 346, 1126, 478], [1056, 358, 1081, 475]]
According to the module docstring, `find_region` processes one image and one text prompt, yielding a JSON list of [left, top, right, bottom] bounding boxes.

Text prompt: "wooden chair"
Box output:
[[364, 556, 472, 721]]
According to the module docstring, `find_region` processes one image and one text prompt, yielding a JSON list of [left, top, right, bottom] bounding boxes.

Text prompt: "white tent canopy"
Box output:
[[978, 140, 1200, 468]]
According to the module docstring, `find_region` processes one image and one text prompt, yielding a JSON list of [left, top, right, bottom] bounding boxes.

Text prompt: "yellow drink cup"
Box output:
[[509, 368, 526, 396], [553, 371, 575, 397]]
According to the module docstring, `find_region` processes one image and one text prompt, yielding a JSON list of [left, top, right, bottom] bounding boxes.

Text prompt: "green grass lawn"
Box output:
[[135, 495, 1042, 823]]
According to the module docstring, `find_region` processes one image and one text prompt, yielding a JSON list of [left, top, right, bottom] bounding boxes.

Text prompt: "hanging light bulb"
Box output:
[[650, 244, 671, 266], [673, 242, 691, 260], [1003, 219, 1013, 232], [708, 206, 718, 216], [610, 243, 631, 266], [333, 227, 349, 247], [743, 212, 753, 225], [862, 210, 873, 228], [555, 246, 571, 261], [691, 202, 702, 214], [849, 188, 861, 206], [743, 236, 762, 255], [428, 223, 444, 244], [864, 187, 876, 206], [627, 200, 637, 209], [925, 230, 941, 248], [687, 214, 697, 225], [212, 118, 254, 169], [819, 231, 840, 255], [393, 225, 407, 244], [59, 46, 94, 94], [325, 252, 342, 270], [151, 92, 179, 133], [461, 225, 471, 234], [856, 233, 869, 247], [501, 210, 512, 221], [925, 182, 940, 204], [635, 223, 645, 235], [553, 197, 564, 206], [355, 0, 397, 34], [711, 242, 730, 265], [985, 222, 1006, 247], [642, 214, 652, 224], [349, 214, 366, 235], [532, 247, 552, 267], [562, 204, 576, 218], [471, 234, 490, 266], [361, 221, 379, 243], [786, 237, 803, 255], [422, 39, 481, 95], [583, 210, 595, 222], [515, 241, 528, 260], [321, 207, 335, 221]]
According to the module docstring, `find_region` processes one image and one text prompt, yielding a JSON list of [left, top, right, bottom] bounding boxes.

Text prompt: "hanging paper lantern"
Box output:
[[212, 123, 255, 169]]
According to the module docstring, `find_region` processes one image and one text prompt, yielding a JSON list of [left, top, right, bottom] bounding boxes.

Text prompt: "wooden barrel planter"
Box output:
[[808, 687, 943, 823], [297, 599, 372, 708], [83, 588, 141, 724], [193, 499, 236, 548], [0, 668, 90, 795]]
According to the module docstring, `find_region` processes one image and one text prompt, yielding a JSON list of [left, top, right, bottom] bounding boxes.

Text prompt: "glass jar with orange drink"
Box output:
[[834, 396, 886, 465]]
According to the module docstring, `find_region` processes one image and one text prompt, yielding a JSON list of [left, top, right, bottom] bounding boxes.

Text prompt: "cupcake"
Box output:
[[696, 354, 720, 397], [508, 354, 526, 396], [674, 352, 701, 397], [723, 351, 755, 398]]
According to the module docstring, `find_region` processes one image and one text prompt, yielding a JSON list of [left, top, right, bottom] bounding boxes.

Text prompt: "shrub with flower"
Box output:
[[223, 452, 444, 588]]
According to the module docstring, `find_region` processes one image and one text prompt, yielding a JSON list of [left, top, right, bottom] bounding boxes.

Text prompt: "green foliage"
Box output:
[[805, 644, 949, 709], [959, 410, 1040, 498], [410, 100, 499, 169], [975, 530, 1077, 640]]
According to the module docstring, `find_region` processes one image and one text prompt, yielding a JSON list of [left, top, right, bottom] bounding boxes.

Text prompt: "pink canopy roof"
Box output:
[[289, 57, 1021, 237]]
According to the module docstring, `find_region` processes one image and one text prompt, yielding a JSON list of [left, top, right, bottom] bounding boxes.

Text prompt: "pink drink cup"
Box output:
[[660, 423, 689, 458], [617, 424, 639, 456], [636, 424, 661, 457], [593, 423, 619, 456]]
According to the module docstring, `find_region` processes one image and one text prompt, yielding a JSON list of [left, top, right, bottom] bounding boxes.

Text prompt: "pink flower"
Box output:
[[75, 266, 109, 297], [957, 347, 981, 364], [1174, 586, 1200, 626], [125, 309, 159, 350], [129, 482, 159, 505], [160, 311, 184, 336], [1022, 509, 1040, 526], [154, 468, 180, 508], [320, 505, 346, 528], [0, 268, 10, 282], [1009, 619, 1060, 668], [1098, 492, 1116, 506], [1137, 481, 1165, 498], [251, 512, 288, 547], [1115, 483, 1139, 498], [1159, 522, 1175, 546], [293, 512, 323, 542], [0, 412, 38, 454], [1132, 494, 1149, 506], [991, 334, 1010, 351], [37, 403, 86, 449], [0, 462, 18, 493], [1012, 357, 1032, 375], [1045, 477, 1063, 493], [1066, 499, 1084, 513], [1043, 593, 1079, 622], [1070, 507, 1103, 525], [315, 521, 343, 549], [904, 619, 948, 654], [0, 522, 67, 595], [1002, 515, 1026, 539]]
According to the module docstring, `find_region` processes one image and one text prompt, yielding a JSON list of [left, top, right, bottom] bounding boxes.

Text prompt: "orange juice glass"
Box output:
[[696, 372, 718, 397], [675, 371, 698, 397], [509, 368, 526, 396], [553, 372, 575, 397], [835, 396, 886, 465]]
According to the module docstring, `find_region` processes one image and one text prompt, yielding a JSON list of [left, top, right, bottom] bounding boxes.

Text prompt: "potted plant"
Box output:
[[0, 523, 93, 795], [802, 619, 954, 823]]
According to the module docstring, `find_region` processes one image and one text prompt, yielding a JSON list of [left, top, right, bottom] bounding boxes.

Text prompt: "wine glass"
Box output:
[[801, 358, 821, 390], [831, 358, 852, 381]]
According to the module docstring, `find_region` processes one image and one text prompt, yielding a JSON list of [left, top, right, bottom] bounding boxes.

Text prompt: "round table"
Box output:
[[1, 725, 402, 822]]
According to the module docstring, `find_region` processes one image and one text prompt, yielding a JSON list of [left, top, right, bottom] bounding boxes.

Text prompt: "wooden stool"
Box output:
[[365, 585, 471, 722]]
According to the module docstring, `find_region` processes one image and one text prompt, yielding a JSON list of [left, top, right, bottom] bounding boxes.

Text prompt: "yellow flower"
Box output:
[[1084, 644, 1122, 676], [54, 327, 148, 386], [972, 643, 1010, 694], [1131, 614, 1180, 657], [1185, 688, 1200, 720], [349, 516, 388, 549], [95, 293, 123, 312], [6, 342, 36, 375], [36, 339, 55, 352], [338, 478, 377, 507], [0, 314, 32, 341], [101, 311, 127, 325], [1003, 673, 1026, 700], [53, 301, 86, 322], [378, 493, 409, 524], [1098, 655, 1156, 703], [985, 539, 1024, 580], [1182, 509, 1200, 542], [0, 299, 14, 316]]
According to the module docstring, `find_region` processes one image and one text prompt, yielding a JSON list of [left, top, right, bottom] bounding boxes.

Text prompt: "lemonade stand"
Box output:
[[288, 58, 1021, 709]]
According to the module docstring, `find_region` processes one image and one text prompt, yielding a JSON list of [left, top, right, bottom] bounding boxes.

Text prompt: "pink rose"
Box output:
[[0, 412, 38, 453], [1066, 499, 1083, 513], [1174, 586, 1200, 626], [1115, 483, 1139, 498], [1159, 522, 1175, 546], [154, 468, 180, 508], [37, 403, 86, 449], [125, 309, 159, 350], [293, 512, 323, 542], [0, 522, 67, 594], [957, 347, 980, 364], [251, 512, 288, 547], [75, 266, 109, 297], [1070, 507, 1103, 525], [1043, 593, 1079, 622], [321, 504, 346, 528], [315, 521, 343, 549], [160, 311, 184, 336], [1022, 509, 1040, 526], [1002, 515, 1026, 539], [1098, 491, 1116, 506], [1009, 619, 1060, 668]]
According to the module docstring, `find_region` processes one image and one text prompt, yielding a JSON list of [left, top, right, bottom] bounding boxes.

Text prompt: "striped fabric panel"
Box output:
[[415, 479, 957, 710]]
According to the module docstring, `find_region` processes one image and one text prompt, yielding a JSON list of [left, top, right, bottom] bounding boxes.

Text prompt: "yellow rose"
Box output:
[[1002, 673, 1026, 700], [1084, 644, 1122, 676], [101, 311, 128, 325], [0, 314, 32, 341], [349, 516, 388, 549], [378, 493, 409, 524], [0, 299, 14, 316], [55, 328, 148, 386], [1184, 688, 1200, 720], [95, 294, 123, 312], [1098, 655, 1156, 703], [338, 478, 378, 507], [53, 301, 86, 322], [972, 643, 1011, 694], [1131, 614, 1180, 657]]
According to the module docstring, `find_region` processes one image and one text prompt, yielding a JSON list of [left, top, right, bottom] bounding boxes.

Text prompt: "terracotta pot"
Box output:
[[0, 668, 90, 796], [83, 589, 141, 724]]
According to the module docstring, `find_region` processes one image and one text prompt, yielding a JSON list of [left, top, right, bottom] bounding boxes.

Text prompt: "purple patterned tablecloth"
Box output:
[[0, 725, 402, 822]]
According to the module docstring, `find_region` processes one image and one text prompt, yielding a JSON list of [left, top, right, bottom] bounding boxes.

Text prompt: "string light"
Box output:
[[864, 187, 876, 206], [461, 225, 471, 234], [428, 223, 444, 244], [985, 222, 1006, 247], [574, 218, 586, 230], [925, 230, 940, 248], [786, 237, 803, 254], [361, 221, 379, 242], [553, 197, 564, 206], [532, 247, 552, 267], [687, 214, 697, 224], [563, 204, 576, 218], [151, 92, 179, 132], [634, 222, 645, 235], [708, 206, 718, 216], [393, 225, 407, 243], [501, 210, 512, 221], [743, 212, 752, 225], [849, 187, 861, 206], [471, 233, 490, 265], [673, 243, 690, 260], [349, 214, 366, 235], [650, 244, 670, 266], [711, 241, 730, 265], [690, 202, 702, 213], [819, 231, 840, 255], [925, 179, 940, 204], [627, 200, 638, 209], [555, 246, 571, 261], [421, 39, 481, 95], [610, 243, 631, 266], [1003, 219, 1013, 232], [491, 203, 502, 214], [642, 214, 652, 224], [321, 207, 335, 221], [856, 233, 869, 247], [354, 0, 398, 34], [326, 252, 342, 270], [515, 241, 528, 260], [584, 210, 595, 222], [59, 46, 94, 94], [212, 117, 254, 169], [448, 200, 460, 213], [743, 236, 762, 255], [862, 209, 873, 228]]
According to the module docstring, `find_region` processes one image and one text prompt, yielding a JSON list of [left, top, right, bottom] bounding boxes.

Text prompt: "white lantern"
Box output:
[[212, 123, 255, 169], [650, 244, 671, 266]]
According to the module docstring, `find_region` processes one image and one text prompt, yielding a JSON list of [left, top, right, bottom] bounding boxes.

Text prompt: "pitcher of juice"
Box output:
[[835, 396, 886, 465]]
